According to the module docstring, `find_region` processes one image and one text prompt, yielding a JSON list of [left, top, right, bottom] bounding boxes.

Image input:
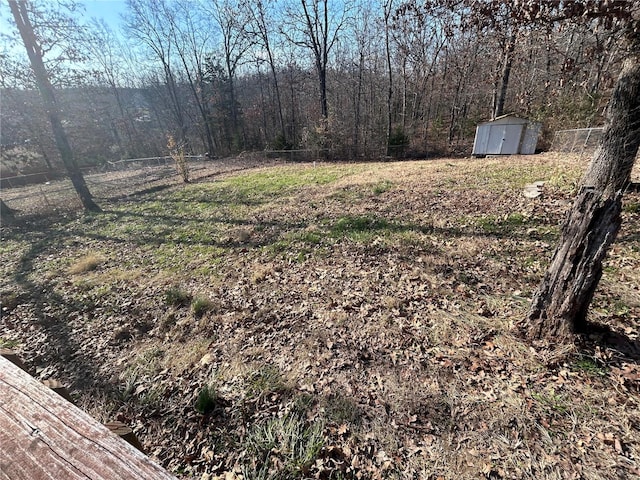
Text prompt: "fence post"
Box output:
[[39, 185, 52, 208]]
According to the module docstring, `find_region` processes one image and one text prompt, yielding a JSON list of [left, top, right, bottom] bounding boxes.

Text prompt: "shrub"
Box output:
[[271, 133, 293, 151], [387, 127, 409, 157], [167, 135, 189, 183]]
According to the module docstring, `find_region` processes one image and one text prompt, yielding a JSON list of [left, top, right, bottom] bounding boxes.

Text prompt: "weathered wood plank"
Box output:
[[0, 356, 176, 480]]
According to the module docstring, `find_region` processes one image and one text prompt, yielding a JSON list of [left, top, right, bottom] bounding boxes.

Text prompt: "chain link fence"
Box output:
[[550, 127, 604, 155], [1, 155, 276, 216]]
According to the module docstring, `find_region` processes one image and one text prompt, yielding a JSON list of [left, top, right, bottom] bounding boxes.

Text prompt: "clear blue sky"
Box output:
[[80, 0, 128, 31]]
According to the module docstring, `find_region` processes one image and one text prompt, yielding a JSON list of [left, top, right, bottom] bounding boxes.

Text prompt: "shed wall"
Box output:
[[521, 123, 542, 154]]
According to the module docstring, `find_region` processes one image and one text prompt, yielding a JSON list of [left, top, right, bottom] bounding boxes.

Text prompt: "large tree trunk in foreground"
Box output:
[[524, 48, 640, 341], [9, 0, 100, 212]]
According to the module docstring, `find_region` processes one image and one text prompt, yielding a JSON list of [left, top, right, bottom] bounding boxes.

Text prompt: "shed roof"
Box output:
[[477, 114, 534, 126]]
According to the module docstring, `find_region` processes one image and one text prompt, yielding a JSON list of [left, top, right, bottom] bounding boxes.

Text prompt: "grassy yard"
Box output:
[[1, 153, 640, 479]]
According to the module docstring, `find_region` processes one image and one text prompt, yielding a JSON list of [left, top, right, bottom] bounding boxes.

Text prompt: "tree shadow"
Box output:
[[579, 323, 640, 364], [5, 223, 119, 398]]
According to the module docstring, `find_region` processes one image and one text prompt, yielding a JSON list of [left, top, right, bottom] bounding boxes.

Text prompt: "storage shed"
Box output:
[[472, 115, 541, 156]]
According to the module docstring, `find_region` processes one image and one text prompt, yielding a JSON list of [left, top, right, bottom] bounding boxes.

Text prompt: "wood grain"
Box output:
[[0, 356, 175, 480]]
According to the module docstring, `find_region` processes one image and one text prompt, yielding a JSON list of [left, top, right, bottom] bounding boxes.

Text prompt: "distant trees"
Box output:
[[205, 0, 254, 150], [84, 20, 142, 159], [168, 0, 217, 156], [283, 0, 351, 122], [0, 0, 631, 163], [244, 0, 287, 145], [125, 0, 190, 149]]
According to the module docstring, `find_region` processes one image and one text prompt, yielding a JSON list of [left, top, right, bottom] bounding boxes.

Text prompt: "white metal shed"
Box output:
[[472, 115, 541, 156]]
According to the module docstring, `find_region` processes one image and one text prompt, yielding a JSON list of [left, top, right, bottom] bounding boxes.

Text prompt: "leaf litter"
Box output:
[[1, 153, 640, 479]]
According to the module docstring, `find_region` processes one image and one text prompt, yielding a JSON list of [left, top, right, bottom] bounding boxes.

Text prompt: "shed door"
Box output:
[[521, 123, 541, 154], [486, 125, 506, 154], [472, 125, 489, 155], [500, 125, 523, 154]]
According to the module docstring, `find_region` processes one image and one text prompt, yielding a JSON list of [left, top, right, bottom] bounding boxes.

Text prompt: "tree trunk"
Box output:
[[353, 49, 364, 156], [8, 0, 100, 212], [492, 30, 516, 120], [523, 47, 640, 341], [253, 0, 286, 141], [384, 0, 393, 156], [268, 56, 286, 142], [1, 199, 16, 222]]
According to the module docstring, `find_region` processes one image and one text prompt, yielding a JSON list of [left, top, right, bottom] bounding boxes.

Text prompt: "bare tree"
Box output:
[[244, 0, 287, 143], [382, 0, 394, 154], [169, 0, 218, 156], [283, 0, 351, 121], [125, 0, 190, 148], [204, 0, 254, 149], [85, 20, 140, 158], [8, 0, 100, 212]]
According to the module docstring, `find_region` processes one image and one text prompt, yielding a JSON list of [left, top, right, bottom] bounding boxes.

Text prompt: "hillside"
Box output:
[[1, 154, 640, 479]]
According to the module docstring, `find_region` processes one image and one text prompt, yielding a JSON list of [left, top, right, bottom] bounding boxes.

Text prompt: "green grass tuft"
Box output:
[[191, 296, 214, 317], [0, 337, 19, 349], [195, 384, 218, 414], [623, 201, 640, 214], [372, 180, 394, 195], [245, 365, 289, 400], [572, 356, 607, 376], [331, 215, 392, 237], [164, 286, 192, 307], [243, 412, 325, 478]]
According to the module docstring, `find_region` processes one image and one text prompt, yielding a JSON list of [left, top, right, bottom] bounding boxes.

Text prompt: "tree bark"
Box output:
[[492, 30, 516, 120], [8, 0, 100, 212], [1, 199, 16, 223], [523, 46, 640, 341]]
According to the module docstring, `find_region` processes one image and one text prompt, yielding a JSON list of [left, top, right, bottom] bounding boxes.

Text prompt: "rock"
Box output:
[[523, 181, 545, 198]]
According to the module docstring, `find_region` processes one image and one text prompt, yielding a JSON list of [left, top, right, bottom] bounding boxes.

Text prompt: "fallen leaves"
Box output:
[[2, 156, 640, 479]]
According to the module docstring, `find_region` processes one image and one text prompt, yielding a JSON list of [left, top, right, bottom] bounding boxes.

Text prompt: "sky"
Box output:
[[79, 0, 128, 32], [0, 1, 130, 64]]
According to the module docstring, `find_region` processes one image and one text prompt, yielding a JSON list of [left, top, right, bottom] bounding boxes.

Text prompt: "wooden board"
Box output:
[[0, 356, 176, 480]]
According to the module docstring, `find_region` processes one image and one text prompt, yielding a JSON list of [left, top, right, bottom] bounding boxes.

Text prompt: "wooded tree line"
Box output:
[[0, 0, 624, 169]]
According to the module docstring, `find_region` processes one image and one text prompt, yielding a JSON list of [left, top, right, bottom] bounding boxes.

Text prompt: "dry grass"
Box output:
[[68, 253, 105, 274], [2, 154, 639, 479]]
